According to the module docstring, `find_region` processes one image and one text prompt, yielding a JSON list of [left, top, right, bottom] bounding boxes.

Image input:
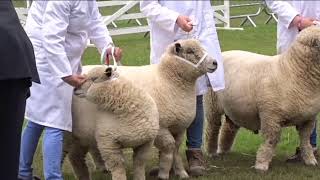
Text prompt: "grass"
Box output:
[[18, 2, 320, 180]]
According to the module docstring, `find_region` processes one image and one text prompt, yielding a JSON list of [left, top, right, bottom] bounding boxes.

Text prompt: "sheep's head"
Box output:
[[295, 26, 320, 50], [74, 67, 118, 97], [167, 39, 217, 76]]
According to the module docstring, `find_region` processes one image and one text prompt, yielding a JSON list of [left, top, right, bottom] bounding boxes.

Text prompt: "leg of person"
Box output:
[[310, 120, 317, 149], [310, 120, 318, 158], [42, 127, 64, 180], [0, 79, 30, 180], [186, 95, 206, 176], [19, 121, 44, 180]]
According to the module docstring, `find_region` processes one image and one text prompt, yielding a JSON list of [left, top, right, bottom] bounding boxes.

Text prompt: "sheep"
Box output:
[[79, 39, 218, 179], [205, 26, 320, 172], [65, 67, 159, 180]]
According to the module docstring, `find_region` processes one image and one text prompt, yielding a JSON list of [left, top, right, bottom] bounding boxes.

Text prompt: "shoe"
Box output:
[[286, 147, 318, 163], [33, 176, 41, 180], [186, 149, 206, 176], [18, 176, 41, 180]]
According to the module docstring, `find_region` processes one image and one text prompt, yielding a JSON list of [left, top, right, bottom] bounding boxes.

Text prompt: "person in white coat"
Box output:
[[265, 0, 320, 163], [140, 0, 225, 176], [18, 1, 122, 180]]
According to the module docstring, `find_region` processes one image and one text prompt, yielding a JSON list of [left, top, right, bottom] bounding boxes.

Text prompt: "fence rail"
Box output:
[[15, 0, 278, 42]]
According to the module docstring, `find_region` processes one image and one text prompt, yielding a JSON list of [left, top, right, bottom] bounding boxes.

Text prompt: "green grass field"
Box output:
[[18, 2, 320, 180]]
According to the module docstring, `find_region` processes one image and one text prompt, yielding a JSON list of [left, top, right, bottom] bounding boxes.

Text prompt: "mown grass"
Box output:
[[17, 1, 320, 180]]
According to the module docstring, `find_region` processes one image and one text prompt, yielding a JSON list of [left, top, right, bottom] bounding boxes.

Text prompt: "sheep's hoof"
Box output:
[[209, 152, 224, 160], [304, 158, 318, 166], [174, 170, 189, 179], [253, 163, 269, 173], [157, 174, 169, 180]]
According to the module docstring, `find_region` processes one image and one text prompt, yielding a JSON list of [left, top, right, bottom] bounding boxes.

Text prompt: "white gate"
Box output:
[[16, 0, 241, 38]]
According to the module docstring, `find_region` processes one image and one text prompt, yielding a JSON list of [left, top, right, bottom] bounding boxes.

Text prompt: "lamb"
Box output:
[[65, 67, 159, 180], [205, 26, 320, 172], [79, 39, 218, 179]]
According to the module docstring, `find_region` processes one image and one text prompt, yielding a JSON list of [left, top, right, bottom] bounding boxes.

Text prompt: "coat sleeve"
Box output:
[[140, 0, 180, 33], [42, 1, 72, 78], [88, 2, 113, 53], [265, 0, 299, 29]]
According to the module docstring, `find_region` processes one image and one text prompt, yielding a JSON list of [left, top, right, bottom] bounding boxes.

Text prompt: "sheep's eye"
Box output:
[[91, 77, 98, 82], [186, 49, 194, 54]]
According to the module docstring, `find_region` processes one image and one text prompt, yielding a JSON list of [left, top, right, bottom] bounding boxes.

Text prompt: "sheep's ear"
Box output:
[[311, 39, 320, 48], [174, 43, 182, 54], [104, 67, 113, 78]]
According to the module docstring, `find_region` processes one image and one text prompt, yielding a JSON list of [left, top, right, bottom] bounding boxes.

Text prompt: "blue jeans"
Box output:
[[186, 95, 204, 149], [19, 121, 64, 180], [310, 120, 317, 148]]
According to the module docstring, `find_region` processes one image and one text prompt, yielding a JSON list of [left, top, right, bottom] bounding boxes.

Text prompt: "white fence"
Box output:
[[16, 0, 240, 38]]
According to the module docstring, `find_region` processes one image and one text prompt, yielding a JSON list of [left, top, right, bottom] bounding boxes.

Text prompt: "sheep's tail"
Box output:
[[204, 89, 223, 157]]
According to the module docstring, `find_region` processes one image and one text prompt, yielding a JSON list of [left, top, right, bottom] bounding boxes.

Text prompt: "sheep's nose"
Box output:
[[213, 61, 217, 67]]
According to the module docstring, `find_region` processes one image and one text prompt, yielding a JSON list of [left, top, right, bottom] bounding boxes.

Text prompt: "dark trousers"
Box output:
[[0, 79, 30, 180]]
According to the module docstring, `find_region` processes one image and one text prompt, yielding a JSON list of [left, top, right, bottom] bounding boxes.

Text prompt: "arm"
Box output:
[[140, 0, 180, 33], [265, 0, 315, 30], [42, 1, 85, 87], [42, 1, 72, 78], [265, 0, 299, 29], [88, 1, 113, 53], [88, 2, 122, 61]]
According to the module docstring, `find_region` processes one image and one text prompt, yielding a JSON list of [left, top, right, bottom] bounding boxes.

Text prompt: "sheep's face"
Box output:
[[74, 67, 118, 97], [170, 39, 217, 74], [296, 26, 320, 50]]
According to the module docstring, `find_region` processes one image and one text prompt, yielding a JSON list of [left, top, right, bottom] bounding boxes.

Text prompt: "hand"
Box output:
[[106, 47, 123, 62], [62, 74, 87, 88], [176, 15, 193, 32], [291, 15, 316, 30], [300, 17, 316, 30]]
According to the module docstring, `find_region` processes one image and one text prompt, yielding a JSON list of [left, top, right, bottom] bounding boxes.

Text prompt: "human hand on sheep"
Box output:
[[291, 15, 318, 30], [176, 15, 193, 32], [62, 74, 87, 88], [106, 47, 123, 62]]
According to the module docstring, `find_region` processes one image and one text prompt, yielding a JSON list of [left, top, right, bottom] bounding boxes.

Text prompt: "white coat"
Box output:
[[266, 0, 320, 53], [140, 0, 225, 94], [25, 1, 112, 131]]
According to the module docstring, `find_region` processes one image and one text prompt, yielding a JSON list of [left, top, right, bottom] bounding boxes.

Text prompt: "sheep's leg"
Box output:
[[132, 141, 153, 180], [255, 116, 281, 172], [62, 132, 73, 167], [89, 146, 108, 173], [204, 91, 223, 157], [68, 141, 91, 180], [218, 115, 239, 154], [205, 112, 223, 157], [172, 132, 189, 179], [297, 120, 318, 166], [154, 128, 175, 180], [97, 139, 127, 180]]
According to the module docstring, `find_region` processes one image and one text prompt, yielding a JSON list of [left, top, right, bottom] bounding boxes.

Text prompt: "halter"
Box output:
[[174, 52, 208, 69], [100, 43, 120, 71]]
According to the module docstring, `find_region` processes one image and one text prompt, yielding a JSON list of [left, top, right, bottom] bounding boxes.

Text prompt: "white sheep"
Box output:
[[205, 26, 320, 172], [78, 39, 218, 179], [65, 67, 159, 180]]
